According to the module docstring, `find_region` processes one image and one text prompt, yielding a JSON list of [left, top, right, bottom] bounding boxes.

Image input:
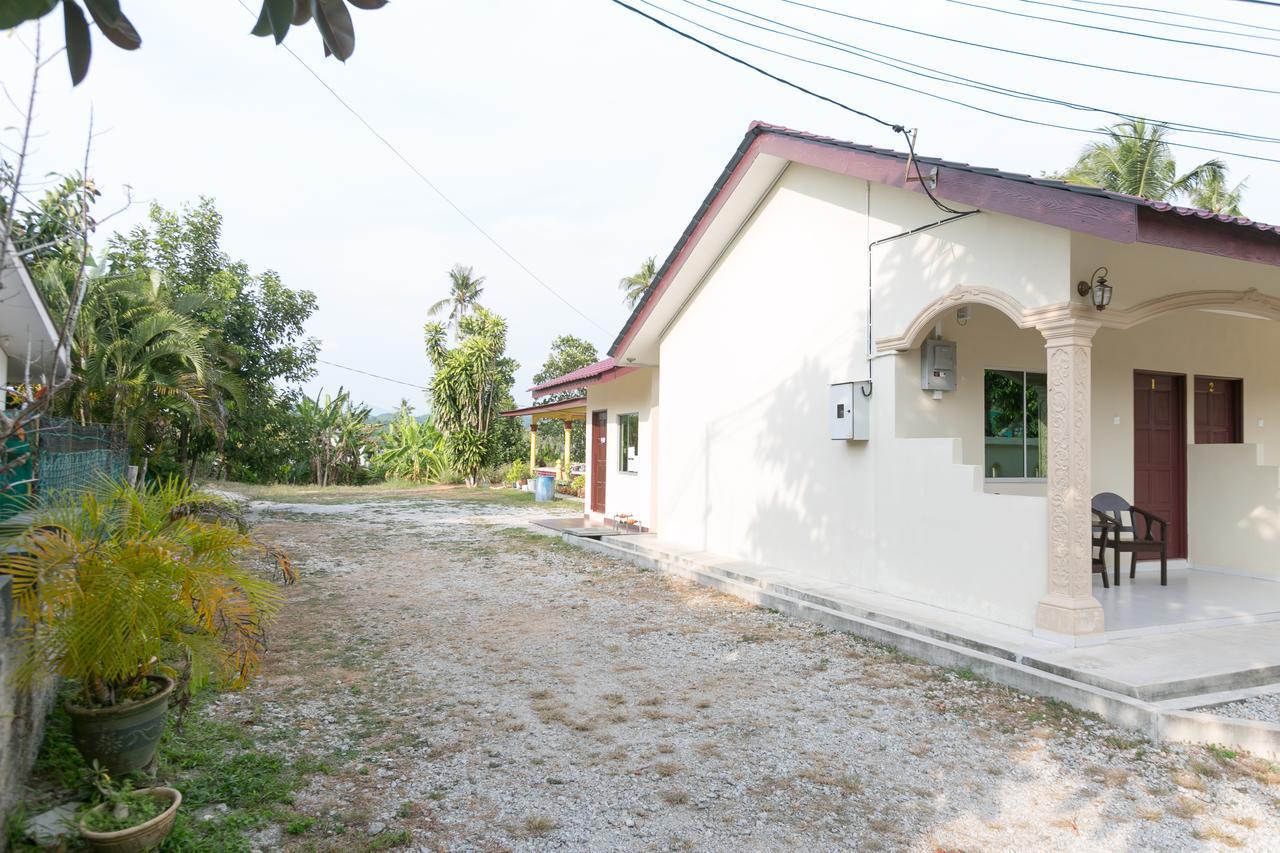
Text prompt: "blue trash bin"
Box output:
[[534, 474, 556, 502]]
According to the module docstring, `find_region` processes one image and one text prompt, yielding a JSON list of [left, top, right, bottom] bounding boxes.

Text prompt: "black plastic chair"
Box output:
[[1091, 492, 1168, 586], [1092, 509, 1114, 589]]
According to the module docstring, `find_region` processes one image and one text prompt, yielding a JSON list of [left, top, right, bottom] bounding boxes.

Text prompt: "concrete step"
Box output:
[[568, 529, 1280, 758]]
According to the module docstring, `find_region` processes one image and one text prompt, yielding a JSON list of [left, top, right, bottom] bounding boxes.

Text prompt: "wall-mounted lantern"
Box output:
[[1076, 267, 1113, 311]]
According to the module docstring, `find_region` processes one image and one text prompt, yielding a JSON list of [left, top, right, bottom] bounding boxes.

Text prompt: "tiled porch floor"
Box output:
[[1096, 565, 1280, 635]]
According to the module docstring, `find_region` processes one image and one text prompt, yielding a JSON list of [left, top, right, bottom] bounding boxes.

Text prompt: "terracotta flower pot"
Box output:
[[66, 675, 174, 776], [80, 787, 181, 853]]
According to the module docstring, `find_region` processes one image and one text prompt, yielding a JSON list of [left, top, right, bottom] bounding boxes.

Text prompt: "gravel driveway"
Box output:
[[210, 488, 1280, 851]]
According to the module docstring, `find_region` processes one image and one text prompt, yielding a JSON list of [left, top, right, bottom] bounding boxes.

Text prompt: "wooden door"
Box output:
[[590, 410, 607, 514], [1133, 372, 1187, 558], [1194, 376, 1242, 444]]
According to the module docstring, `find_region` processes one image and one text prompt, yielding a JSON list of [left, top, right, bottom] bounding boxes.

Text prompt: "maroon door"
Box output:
[[1194, 377, 1242, 445], [590, 410, 607, 514], [1133, 372, 1187, 558]]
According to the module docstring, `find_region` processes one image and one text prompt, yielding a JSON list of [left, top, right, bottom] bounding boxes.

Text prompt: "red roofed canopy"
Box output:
[[527, 357, 637, 398]]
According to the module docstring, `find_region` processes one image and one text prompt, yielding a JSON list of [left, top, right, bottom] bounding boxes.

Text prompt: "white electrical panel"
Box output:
[[921, 338, 957, 392], [829, 381, 871, 440]]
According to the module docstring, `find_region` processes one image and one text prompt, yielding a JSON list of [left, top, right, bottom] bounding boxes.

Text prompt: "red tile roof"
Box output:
[[607, 121, 1280, 358], [529, 357, 632, 397], [749, 122, 1280, 234]]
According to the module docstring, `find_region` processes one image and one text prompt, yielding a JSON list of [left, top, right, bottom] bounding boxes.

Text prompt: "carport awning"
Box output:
[[499, 398, 586, 423]]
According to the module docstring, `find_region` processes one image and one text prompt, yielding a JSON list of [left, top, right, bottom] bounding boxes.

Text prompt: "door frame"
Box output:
[[1193, 374, 1243, 444], [590, 409, 607, 515], [1133, 370, 1188, 559]]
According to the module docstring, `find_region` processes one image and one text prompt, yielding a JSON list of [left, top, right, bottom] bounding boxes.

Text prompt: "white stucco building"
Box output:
[[524, 122, 1280, 644], [0, 239, 64, 393]]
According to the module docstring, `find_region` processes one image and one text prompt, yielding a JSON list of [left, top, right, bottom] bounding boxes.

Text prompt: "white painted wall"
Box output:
[[1188, 444, 1280, 579], [584, 368, 659, 528], [892, 294, 1280, 580], [1072, 233, 1280, 310], [1091, 310, 1280, 496], [654, 164, 1062, 629], [627, 160, 1280, 629], [894, 304, 1047, 494]]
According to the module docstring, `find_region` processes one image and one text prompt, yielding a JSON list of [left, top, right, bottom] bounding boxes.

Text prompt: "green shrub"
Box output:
[[505, 460, 531, 485]]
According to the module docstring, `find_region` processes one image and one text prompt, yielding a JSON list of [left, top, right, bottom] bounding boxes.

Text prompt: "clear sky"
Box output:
[[4, 0, 1278, 411]]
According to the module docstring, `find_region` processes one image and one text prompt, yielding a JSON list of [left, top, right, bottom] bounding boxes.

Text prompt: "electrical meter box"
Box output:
[[829, 381, 871, 440], [921, 338, 957, 392]]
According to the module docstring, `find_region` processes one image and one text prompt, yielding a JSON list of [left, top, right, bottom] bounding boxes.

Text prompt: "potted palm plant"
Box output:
[[2, 478, 286, 775], [79, 766, 182, 853]]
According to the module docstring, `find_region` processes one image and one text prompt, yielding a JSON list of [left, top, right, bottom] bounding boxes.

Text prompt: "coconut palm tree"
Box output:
[[1058, 120, 1234, 207], [1188, 171, 1247, 216], [428, 264, 485, 336], [618, 256, 657, 308]]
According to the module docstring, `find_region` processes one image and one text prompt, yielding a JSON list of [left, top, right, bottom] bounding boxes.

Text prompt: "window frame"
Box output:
[[983, 366, 1048, 483], [617, 412, 640, 474]]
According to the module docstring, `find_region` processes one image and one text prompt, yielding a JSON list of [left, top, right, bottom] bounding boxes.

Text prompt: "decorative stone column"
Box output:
[[1035, 314, 1105, 637]]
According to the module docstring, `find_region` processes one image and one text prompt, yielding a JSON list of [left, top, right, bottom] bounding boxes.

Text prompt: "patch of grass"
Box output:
[[12, 693, 329, 853], [1189, 759, 1221, 780], [1169, 795, 1205, 819], [1026, 698, 1090, 728], [1104, 734, 1146, 751], [286, 815, 318, 835], [365, 827, 414, 850], [660, 787, 691, 806], [522, 815, 558, 836], [1192, 825, 1245, 848], [3, 803, 32, 851], [796, 768, 863, 794], [954, 668, 978, 681], [1207, 744, 1239, 763]]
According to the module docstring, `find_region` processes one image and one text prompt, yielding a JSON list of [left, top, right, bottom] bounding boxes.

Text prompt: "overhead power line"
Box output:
[[1071, 0, 1280, 34], [316, 358, 428, 390], [232, 0, 610, 335], [630, 0, 1280, 166], [1027, 0, 1280, 41], [693, 0, 1280, 146], [605, 0, 973, 215], [775, 0, 1280, 97], [612, 0, 901, 130], [947, 0, 1280, 59]]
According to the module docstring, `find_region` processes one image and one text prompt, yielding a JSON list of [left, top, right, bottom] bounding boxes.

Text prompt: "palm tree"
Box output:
[[1188, 171, 1247, 216], [618, 256, 657, 309], [1058, 120, 1233, 207], [428, 264, 485, 335], [37, 262, 242, 471]]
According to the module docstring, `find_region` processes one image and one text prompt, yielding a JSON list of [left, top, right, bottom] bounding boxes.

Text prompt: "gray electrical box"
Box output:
[[829, 381, 871, 440], [921, 338, 957, 392]]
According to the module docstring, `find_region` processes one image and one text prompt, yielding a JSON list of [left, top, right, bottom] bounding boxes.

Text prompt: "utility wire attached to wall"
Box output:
[[606, 0, 974, 216]]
